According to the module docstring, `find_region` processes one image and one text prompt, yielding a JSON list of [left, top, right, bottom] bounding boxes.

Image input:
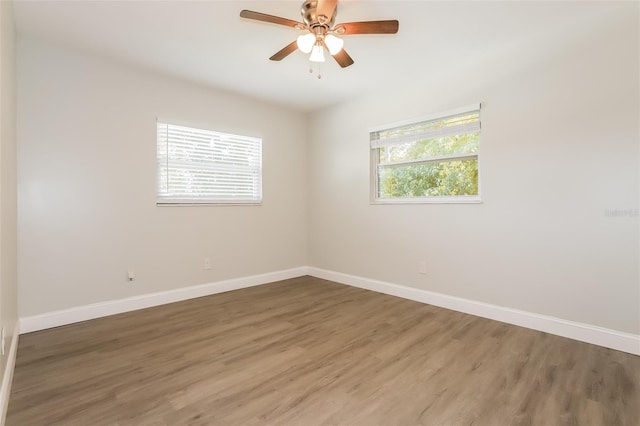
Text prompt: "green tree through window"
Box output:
[[371, 107, 480, 201]]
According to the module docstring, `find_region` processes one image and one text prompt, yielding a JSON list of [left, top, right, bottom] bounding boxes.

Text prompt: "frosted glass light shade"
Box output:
[[297, 33, 315, 54], [324, 34, 344, 55], [309, 44, 325, 62]]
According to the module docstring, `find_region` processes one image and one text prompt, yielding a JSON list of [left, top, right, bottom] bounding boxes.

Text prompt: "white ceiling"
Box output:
[[12, 0, 626, 112]]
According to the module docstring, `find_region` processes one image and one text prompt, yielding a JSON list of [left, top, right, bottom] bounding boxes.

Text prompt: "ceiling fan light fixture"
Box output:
[[324, 34, 344, 55], [309, 44, 325, 62], [240, 0, 399, 69], [297, 33, 315, 54]]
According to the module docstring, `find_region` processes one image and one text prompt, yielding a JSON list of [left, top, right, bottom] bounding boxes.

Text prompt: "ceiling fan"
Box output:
[[240, 0, 399, 69]]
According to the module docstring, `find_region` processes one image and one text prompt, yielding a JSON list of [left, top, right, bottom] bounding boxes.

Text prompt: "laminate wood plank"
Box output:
[[7, 276, 639, 425]]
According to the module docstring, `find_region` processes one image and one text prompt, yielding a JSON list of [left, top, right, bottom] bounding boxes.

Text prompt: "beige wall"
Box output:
[[0, 0, 18, 394], [17, 38, 308, 317], [308, 8, 639, 334]]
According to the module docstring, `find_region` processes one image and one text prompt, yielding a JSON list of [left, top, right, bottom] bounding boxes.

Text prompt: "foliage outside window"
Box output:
[[370, 105, 481, 203], [157, 122, 262, 205]]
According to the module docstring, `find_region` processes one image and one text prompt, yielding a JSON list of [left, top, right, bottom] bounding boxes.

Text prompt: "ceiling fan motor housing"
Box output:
[[301, 0, 336, 28]]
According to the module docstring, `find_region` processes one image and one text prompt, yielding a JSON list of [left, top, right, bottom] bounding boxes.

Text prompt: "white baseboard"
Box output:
[[19, 267, 309, 334], [0, 322, 19, 426], [18, 266, 639, 356], [307, 267, 640, 356]]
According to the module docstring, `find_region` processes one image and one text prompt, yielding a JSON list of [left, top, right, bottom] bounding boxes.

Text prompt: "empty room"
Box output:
[[0, 0, 638, 424]]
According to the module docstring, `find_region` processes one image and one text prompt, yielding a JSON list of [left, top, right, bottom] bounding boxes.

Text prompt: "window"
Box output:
[[157, 122, 262, 205], [370, 104, 481, 203]]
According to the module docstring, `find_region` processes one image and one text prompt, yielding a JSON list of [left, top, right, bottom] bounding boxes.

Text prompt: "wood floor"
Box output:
[[7, 276, 639, 425]]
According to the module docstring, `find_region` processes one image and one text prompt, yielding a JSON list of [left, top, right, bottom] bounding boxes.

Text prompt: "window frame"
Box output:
[[156, 121, 263, 206], [369, 104, 482, 205]]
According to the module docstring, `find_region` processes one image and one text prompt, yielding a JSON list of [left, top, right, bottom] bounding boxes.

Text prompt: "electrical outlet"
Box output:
[[204, 257, 212, 270], [1, 327, 5, 356], [419, 261, 427, 275]]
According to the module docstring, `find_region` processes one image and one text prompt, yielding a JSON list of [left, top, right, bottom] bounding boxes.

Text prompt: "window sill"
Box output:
[[157, 200, 262, 206], [371, 196, 482, 205]]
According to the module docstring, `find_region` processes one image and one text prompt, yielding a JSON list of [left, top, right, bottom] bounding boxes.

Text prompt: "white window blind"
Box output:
[[157, 122, 262, 204], [370, 109, 481, 149]]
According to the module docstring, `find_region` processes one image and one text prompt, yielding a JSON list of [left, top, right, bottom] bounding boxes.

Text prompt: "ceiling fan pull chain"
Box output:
[[308, 62, 321, 79]]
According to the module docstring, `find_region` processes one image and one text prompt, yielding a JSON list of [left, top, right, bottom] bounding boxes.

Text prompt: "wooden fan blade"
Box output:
[[240, 10, 301, 28], [331, 48, 354, 68], [339, 20, 399, 35], [269, 41, 299, 61], [321, 41, 353, 68], [316, 0, 338, 23]]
